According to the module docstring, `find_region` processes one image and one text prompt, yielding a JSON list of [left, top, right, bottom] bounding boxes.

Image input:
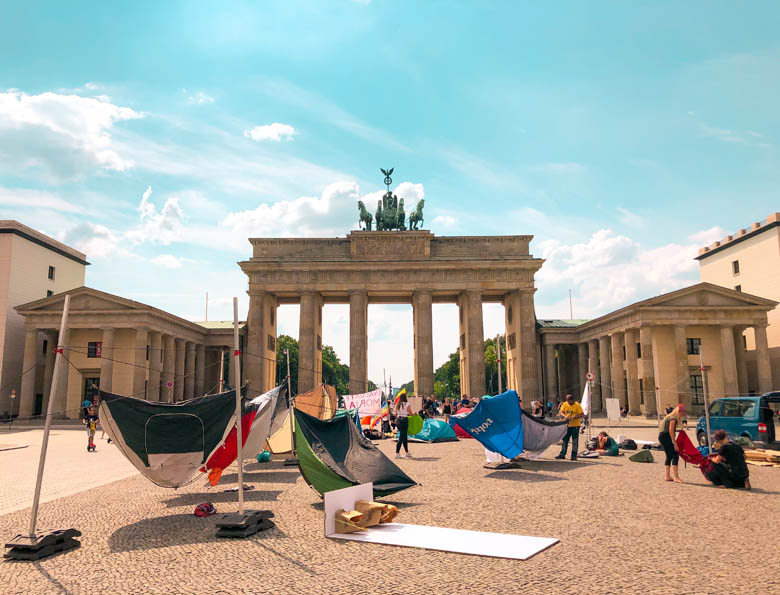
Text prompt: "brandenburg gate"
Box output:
[[239, 231, 543, 400]]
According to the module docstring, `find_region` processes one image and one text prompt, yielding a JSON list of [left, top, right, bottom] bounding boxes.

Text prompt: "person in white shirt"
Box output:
[[395, 393, 413, 459]]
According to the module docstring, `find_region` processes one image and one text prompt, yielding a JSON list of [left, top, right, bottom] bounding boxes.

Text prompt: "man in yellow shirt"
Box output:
[[555, 394, 584, 461]]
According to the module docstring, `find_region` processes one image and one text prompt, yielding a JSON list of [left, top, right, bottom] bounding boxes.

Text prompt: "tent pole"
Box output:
[[219, 349, 225, 393], [286, 347, 296, 458], [699, 349, 712, 454], [496, 334, 503, 394], [29, 294, 70, 536], [232, 298, 244, 515]]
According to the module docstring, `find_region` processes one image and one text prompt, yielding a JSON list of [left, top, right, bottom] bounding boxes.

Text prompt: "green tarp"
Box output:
[[294, 408, 417, 498]]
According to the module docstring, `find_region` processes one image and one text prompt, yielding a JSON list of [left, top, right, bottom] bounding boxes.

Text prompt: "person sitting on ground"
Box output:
[[594, 431, 619, 456], [704, 429, 751, 490], [532, 400, 544, 417]]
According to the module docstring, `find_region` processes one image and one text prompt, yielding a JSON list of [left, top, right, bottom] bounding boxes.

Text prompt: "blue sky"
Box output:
[[1, 1, 778, 386]]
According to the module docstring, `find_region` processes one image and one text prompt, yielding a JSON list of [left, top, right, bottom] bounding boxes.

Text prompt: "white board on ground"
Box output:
[[605, 398, 621, 422], [324, 483, 558, 560]]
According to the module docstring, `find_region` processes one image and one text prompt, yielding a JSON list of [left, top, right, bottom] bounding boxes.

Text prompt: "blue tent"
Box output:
[[408, 418, 458, 443], [454, 390, 524, 459]]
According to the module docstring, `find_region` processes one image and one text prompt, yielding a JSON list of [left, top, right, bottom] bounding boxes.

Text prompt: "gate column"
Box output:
[[298, 292, 323, 393], [349, 290, 368, 395], [413, 290, 434, 397], [458, 290, 485, 398]]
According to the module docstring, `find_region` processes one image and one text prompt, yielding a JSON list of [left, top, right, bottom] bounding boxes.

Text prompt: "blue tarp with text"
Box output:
[[454, 390, 524, 459]]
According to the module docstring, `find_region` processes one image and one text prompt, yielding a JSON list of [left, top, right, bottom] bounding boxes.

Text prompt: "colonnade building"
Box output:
[[7, 227, 779, 420]]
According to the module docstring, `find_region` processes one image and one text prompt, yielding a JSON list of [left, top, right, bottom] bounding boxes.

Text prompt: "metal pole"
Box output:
[[699, 349, 712, 454], [29, 294, 70, 537], [218, 349, 225, 393], [569, 289, 573, 320], [496, 334, 503, 394], [232, 297, 244, 515], [9, 389, 15, 430], [205, 292, 209, 322], [286, 348, 295, 457]]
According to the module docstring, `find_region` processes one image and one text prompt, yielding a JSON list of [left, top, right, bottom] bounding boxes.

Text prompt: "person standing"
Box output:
[[556, 394, 584, 460], [658, 404, 685, 483], [442, 398, 452, 423], [83, 405, 99, 452], [395, 393, 413, 459]]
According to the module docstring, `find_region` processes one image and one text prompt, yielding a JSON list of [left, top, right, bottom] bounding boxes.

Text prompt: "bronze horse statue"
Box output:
[[409, 199, 424, 230], [357, 200, 373, 230]]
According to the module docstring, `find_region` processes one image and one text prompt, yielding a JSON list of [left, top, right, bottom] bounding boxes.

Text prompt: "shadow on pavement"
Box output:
[[33, 561, 71, 594], [109, 514, 287, 553], [484, 470, 566, 482], [217, 470, 299, 484], [399, 456, 439, 462], [520, 459, 619, 471], [162, 489, 282, 508], [253, 539, 317, 576]]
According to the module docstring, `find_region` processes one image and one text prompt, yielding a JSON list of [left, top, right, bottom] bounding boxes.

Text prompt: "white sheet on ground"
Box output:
[[324, 483, 558, 560]]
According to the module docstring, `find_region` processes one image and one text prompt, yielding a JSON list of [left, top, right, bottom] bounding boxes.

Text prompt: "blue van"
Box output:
[[696, 394, 780, 446]]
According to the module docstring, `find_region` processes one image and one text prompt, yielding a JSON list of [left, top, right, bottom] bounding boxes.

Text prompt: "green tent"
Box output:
[[294, 408, 417, 498]]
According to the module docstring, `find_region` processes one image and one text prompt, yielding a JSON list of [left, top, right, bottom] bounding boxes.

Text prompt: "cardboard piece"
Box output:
[[324, 484, 558, 560]]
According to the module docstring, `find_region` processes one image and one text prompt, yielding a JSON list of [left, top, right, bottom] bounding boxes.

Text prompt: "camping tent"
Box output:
[[99, 388, 241, 488], [408, 418, 458, 443], [519, 410, 568, 458], [267, 384, 338, 454], [448, 407, 475, 438], [294, 408, 417, 498], [455, 390, 525, 459], [200, 384, 289, 485]]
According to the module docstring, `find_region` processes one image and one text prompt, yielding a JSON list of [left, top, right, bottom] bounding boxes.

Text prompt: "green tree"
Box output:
[[400, 379, 414, 394], [275, 335, 299, 395], [484, 337, 507, 396], [433, 349, 461, 399], [322, 345, 350, 396]]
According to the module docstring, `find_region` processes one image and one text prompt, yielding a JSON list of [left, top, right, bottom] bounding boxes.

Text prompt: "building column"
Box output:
[[754, 325, 773, 395], [99, 328, 115, 394], [349, 290, 369, 395], [577, 342, 588, 399], [598, 336, 612, 404], [458, 290, 485, 398], [720, 326, 739, 398], [624, 329, 641, 415], [184, 341, 196, 400], [503, 290, 539, 401], [587, 340, 602, 412], [673, 325, 690, 409], [147, 331, 161, 401], [544, 343, 557, 404], [174, 338, 185, 401], [733, 327, 748, 395], [298, 292, 323, 393], [195, 344, 206, 397], [54, 329, 70, 416], [610, 333, 625, 407], [161, 334, 175, 402], [412, 290, 433, 397], [18, 328, 39, 417], [41, 331, 56, 415], [556, 345, 568, 400], [638, 326, 656, 416], [245, 290, 278, 398], [132, 328, 148, 399]]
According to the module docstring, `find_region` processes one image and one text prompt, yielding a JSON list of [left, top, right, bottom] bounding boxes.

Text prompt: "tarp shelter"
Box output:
[[408, 419, 458, 443], [99, 388, 241, 488], [448, 407, 475, 438], [201, 384, 289, 485], [294, 408, 417, 498], [520, 410, 568, 458], [455, 390, 525, 459], [267, 384, 338, 454]]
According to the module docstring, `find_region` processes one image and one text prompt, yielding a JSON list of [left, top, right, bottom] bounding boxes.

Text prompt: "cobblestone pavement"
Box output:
[[1, 427, 779, 594], [0, 428, 137, 514]]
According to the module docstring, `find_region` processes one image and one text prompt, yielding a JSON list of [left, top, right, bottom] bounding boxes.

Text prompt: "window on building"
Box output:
[[622, 345, 626, 360], [48, 265, 56, 280], [46, 290, 53, 297], [639, 379, 644, 405], [689, 374, 704, 405], [743, 335, 747, 349], [146, 345, 150, 361], [734, 285, 741, 292], [636, 342, 642, 358], [42, 339, 48, 354], [87, 341, 102, 358], [732, 260, 739, 275], [686, 338, 701, 355]]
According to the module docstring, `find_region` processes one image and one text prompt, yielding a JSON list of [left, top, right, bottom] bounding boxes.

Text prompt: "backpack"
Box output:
[[619, 439, 637, 450], [629, 450, 654, 463], [586, 437, 598, 451], [194, 502, 216, 517]]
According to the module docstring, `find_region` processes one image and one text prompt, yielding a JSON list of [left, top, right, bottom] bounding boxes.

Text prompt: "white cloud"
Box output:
[[186, 91, 215, 105], [0, 186, 85, 213], [0, 90, 142, 180], [535, 228, 707, 318], [688, 225, 726, 247], [432, 215, 456, 228], [616, 206, 644, 228], [244, 122, 296, 142], [61, 222, 124, 261], [125, 186, 185, 245], [151, 254, 183, 269]]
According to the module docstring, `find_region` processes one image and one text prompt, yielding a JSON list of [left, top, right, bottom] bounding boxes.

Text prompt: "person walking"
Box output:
[[556, 394, 584, 460], [395, 393, 413, 459], [658, 404, 685, 483]]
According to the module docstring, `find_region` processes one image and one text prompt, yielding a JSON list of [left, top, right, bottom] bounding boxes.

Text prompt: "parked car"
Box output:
[[696, 394, 780, 446]]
